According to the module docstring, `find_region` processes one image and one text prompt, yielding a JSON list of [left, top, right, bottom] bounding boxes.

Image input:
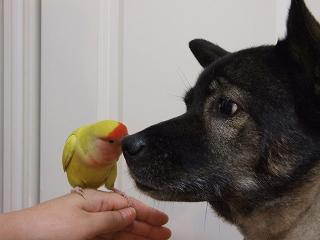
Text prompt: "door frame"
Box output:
[[2, 0, 40, 212]]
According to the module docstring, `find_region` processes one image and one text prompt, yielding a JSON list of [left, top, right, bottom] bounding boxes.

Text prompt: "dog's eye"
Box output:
[[218, 99, 239, 116]]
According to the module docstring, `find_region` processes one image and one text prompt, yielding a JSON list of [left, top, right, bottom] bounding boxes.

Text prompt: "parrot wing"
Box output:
[[62, 134, 77, 172], [105, 164, 117, 189]]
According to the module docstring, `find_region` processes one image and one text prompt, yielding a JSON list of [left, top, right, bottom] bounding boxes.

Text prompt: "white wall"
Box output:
[[307, 0, 320, 20], [38, 0, 319, 239]]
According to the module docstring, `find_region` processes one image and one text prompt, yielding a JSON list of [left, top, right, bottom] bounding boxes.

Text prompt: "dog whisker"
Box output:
[[203, 202, 209, 231], [177, 66, 192, 90]]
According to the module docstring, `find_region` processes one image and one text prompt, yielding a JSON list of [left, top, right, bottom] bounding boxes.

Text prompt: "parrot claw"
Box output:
[[71, 186, 86, 199], [112, 188, 132, 207]]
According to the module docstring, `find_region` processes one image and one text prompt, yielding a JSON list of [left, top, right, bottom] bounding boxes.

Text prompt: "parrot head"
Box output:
[[91, 120, 128, 167]]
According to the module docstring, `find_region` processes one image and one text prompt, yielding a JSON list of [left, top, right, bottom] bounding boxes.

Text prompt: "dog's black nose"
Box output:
[[122, 134, 146, 157]]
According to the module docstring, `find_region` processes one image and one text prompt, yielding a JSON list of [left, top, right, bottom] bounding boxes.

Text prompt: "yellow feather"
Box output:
[[61, 120, 127, 190], [62, 134, 77, 172], [66, 155, 114, 188], [105, 164, 117, 189]]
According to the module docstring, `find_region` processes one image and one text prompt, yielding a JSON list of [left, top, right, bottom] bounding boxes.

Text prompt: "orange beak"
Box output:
[[108, 122, 128, 141]]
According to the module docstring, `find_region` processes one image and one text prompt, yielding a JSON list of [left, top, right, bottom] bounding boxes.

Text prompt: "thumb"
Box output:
[[89, 207, 136, 235]]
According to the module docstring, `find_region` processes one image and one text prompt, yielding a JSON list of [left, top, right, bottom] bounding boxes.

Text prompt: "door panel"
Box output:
[[41, 0, 101, 199]]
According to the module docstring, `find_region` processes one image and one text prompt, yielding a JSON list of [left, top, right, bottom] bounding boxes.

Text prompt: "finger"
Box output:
[[88, 207, 136, 236], [79, 189, 130, 212], [125, 220, 172, 240], [94, 232, 150, 240], [130, 198, 169, 226], [113, 232, 150, 240]]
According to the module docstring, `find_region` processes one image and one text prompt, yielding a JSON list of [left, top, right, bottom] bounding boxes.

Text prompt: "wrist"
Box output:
[[0, 208, 36, 240]]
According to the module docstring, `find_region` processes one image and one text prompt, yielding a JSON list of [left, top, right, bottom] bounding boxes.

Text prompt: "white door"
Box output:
[[40, 0, 296, 239]]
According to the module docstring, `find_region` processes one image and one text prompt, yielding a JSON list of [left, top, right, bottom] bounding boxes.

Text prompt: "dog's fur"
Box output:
[[122, 1, 320, 239]]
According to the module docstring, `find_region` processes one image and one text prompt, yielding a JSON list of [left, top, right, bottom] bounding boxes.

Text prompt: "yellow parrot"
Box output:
[[62, 120, 128, 196]]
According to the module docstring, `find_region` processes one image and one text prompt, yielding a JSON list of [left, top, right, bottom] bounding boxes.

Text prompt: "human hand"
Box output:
[[1, 189, 171, 240]]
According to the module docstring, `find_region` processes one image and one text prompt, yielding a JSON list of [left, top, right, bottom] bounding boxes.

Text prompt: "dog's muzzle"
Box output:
[[122, 134, 146, 160]]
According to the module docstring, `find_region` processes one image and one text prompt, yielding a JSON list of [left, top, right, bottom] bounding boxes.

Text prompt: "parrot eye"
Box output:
[[99, 137, 117, 144]]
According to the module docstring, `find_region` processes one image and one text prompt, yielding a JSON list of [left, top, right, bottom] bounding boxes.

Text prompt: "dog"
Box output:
[[122, 0, 320, 239]]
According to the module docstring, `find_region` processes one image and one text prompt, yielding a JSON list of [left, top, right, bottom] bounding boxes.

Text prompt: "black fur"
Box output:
[[122, 0, 320, 227]]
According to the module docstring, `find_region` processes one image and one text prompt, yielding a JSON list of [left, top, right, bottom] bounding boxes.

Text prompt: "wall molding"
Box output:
[[2, 0, 40, 212], [97, 0, 123, 121], [97, 0, 125, 189]]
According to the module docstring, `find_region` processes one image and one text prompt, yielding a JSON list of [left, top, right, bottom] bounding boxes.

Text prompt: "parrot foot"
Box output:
[[112, 188, 132, 207], [71, 186, 86, 199]]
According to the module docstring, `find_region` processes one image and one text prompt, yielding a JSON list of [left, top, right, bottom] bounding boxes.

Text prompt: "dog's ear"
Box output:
[[277, 0, 320, 131], [278, 0, 320, 95], [189, 39, 229, 68]]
